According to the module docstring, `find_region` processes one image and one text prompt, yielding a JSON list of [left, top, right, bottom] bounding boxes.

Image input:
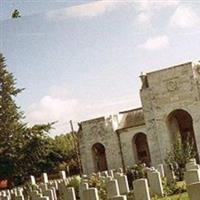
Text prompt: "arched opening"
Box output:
[[133, 133, 151, 166], [167, 109, 199, 162], [92, 143, 108, 172]]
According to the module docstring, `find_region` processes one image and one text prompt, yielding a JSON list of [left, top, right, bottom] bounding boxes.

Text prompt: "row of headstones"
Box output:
[[184, 158, 200, 200], [0, 171, 72, 200], [78, 165, 166, 200], [0, 166, 165, 200], [1, 159, 199, 200]]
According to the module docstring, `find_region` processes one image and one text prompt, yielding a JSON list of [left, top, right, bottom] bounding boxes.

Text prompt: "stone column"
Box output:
[[133, 179, 150, 200]]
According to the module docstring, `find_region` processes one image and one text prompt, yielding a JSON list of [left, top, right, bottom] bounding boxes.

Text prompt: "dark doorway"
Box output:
[[92, 143, 108, 172], [133, 133, 151, 166], [167, 109, 199, 162]]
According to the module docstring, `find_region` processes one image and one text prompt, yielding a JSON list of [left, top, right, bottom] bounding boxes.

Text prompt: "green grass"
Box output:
[[157, 192, 189, 200]]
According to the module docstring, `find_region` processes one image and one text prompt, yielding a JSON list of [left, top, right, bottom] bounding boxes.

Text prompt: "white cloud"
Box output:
[[139, 35, 169, 50], [135, 0, 179, 11], [25, 85, 79, 135], [46, 0, 126, 20], [170, 5, 200, 28], [136, 12, 152, 24], [27, 96, 78, 124]]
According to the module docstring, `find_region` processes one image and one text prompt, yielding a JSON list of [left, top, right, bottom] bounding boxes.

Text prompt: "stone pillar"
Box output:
[[83, 188, 99, 200], [147, 170, 163, 196], [184, 169, 200, 185], [187, 182, 200, 200], [106, 179, 120, 199], [133, 179, 150, 200], [116, 175, 129, 194]]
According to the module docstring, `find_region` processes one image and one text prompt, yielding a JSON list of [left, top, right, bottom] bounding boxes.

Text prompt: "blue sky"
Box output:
[[1, 0, 200, 135]]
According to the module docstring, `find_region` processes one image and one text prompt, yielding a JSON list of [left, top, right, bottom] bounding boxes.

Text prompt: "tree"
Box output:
[[165, 136, 196, 180], [0, 54, 60, 186], [12, 10, 21, 18], [0, 53, 25, 186]]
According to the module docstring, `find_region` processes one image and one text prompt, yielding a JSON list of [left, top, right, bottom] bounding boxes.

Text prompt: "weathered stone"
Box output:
[[184, 169, 200, 185], [83, 188, 99, 200], [187, 182, 200, 200], [147, 170, 163, 196], [79, 182, 89, 200], [106, 179, 120, 199], [78, 62, 200, 175], [43, 173, 48, 184], [157, 164, 165, 177], [63, 187, 76, 200], [133, 178, 150, 200], [59, 171, 67, 180], [116, 175, 129, 194]]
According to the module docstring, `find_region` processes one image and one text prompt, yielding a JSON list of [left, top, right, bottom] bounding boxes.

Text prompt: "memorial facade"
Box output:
[[78, 61, 200, 174]]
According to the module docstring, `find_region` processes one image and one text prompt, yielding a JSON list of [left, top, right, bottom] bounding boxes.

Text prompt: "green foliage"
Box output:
[[67, 176, 81, 197], [165, 137, 196, 180], [88, 175, 107, 200], [162, 178, 186, 196], [0, 54, 80, 187], [0, 53, 25, 185]]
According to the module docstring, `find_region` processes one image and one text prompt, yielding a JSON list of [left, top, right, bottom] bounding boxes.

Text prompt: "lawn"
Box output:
[[157, 192, 189, 200]]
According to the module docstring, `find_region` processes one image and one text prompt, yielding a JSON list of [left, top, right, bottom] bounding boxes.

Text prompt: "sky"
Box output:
[[1, 0, 200, 135]]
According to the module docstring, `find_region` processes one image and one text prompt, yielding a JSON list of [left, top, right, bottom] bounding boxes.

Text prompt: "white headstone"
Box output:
[[106, 179, 120, 198], [117, 175, 129, 194], [147, 170, 163, 196], [43, 173, 48, 184], [184, 169, 200, 185], [187, 182, 200, 200], [83, 188, 99, 200], [63, 187, 76, 200], [133, 179, 150, 200]]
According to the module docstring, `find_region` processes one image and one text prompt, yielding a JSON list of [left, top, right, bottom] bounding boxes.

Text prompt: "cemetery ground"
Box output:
[[0, 158, 199, 200]]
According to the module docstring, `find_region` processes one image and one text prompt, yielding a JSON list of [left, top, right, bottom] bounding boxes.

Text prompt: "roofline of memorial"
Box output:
[[119, 107, 143, 114], [145, 61, 192, 76]]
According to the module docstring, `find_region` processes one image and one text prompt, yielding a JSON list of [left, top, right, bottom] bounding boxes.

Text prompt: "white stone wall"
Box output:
[[141, 62, 200, 165], [119, 125, 147, 168], [79, 117, 122, 174], [79, 61, 200, 174]]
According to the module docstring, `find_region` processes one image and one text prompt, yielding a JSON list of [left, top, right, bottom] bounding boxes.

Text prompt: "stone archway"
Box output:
[[167, 109, 199, 162], [92, 143, 108, 172], [133, 133, 151, 166]]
